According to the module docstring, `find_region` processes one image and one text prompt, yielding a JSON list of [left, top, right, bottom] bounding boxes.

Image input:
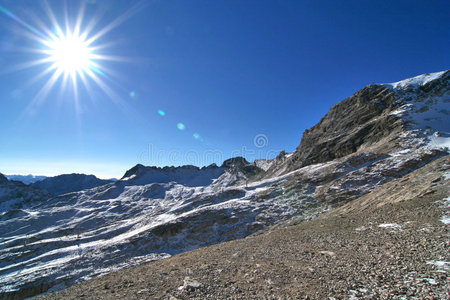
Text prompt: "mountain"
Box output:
[[266, 70, 449, 177], [1, 71, 448, 299], [0, 173, 51, 213], [120, 163, 226, 187], [4, 174, 47, 185], [38, 155, 450, 300], [31, 174, 115, 196], [0, 173, 7, 184]]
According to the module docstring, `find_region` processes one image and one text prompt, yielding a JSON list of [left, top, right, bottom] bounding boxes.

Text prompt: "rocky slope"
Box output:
[[37, 156, 450, 300], [265, 70, 449, 176], [31, 174, 115, 196], [0, 70, 448, 299]]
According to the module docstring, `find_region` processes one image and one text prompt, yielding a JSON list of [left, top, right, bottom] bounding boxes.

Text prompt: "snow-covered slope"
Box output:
[[1, 71, 448, 298], [0, 174, 51, 213], [384, 70, 447, 90], [383, 70, 450, 150], [0, 165, 295, 296]]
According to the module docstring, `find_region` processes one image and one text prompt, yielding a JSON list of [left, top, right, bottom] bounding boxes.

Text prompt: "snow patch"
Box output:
[[253, 159, 273, 171], [355, 225, 369, 232], [384, 71, 447, 89], [444, 171, 450, 180], [428, 133, 450, 150], [378, 223, 402, 229], [422, 278, 438, 285], [441, 216, 450, 225], [427, 260, 450, 273], [437, 196, 450, 225]]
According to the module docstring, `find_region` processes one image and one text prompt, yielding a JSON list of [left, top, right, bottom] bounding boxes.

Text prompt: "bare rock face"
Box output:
[[266, 70, 449, 176], [287, 85, 401, 172]]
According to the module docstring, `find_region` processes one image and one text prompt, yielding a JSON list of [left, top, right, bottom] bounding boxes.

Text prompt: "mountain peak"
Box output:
[[264, 70, 449, 176], [383, 70, 448, 90], [0, 173, 8, 183], [220, 156, 250, 168]]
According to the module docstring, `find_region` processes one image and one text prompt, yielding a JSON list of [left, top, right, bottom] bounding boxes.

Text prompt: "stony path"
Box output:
[[37, 157, 450, 299]]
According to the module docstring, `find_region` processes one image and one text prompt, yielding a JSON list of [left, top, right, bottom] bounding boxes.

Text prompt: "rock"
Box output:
[[320, 251, 336, 257], [182, 276, 202, 291]]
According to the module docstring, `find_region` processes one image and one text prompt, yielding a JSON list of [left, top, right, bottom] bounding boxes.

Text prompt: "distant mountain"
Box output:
[[121, 163, 226, 187], [1, 71, 448, 299], [0, 173, 51, 212], [31, 174, 115, 196], [5, 174, 47, 184]]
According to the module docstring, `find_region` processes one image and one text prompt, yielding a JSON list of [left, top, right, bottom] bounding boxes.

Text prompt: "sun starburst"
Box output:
[[0, 1, 146, 113], [44, 30, 93, 76]]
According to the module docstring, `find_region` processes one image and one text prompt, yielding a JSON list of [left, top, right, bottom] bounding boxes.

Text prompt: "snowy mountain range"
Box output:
[[0, 70, 448, 299], [4, 175, 47, 185]]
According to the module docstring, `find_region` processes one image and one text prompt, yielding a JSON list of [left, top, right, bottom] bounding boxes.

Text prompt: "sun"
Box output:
[[46, 31, 93, 76], [0, 1, 147, 111]]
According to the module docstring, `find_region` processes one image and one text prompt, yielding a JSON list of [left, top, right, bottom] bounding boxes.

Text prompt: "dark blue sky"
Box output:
[[0, 0, 449, 178]]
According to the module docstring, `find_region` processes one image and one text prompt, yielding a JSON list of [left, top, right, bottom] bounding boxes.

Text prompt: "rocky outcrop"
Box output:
[[266, 70, 449, 176], [285, 85, 402, 172]]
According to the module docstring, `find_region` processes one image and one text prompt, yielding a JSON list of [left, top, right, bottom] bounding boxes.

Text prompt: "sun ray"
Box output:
[[0, 58, 53, 75], [71, 72, 81, 115], [74, 2, 86, 37], [58, 72, 70, 103], [63, 1, 70, 36], [24, 65, 58, 88], [24, 68, 63, 115], [84, 1, 148, 46], [42, 0, 61, 37]]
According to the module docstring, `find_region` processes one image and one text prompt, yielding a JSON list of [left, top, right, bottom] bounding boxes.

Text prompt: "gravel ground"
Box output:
[[36, 156, 450, 299]]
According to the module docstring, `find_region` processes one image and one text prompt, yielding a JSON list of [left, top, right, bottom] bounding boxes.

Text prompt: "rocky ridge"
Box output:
[[32, 174, 115, 196]]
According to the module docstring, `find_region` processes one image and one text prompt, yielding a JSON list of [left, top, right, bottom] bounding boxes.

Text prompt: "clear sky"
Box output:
[[0, 0, 449, 178]]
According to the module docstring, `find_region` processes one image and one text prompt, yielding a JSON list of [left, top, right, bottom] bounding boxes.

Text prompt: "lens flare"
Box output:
[[158, 109, 165, 116], [177, 123, 185, 130]]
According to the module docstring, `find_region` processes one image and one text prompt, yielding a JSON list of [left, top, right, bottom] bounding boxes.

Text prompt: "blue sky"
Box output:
[[0, 0, 449, 178]]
